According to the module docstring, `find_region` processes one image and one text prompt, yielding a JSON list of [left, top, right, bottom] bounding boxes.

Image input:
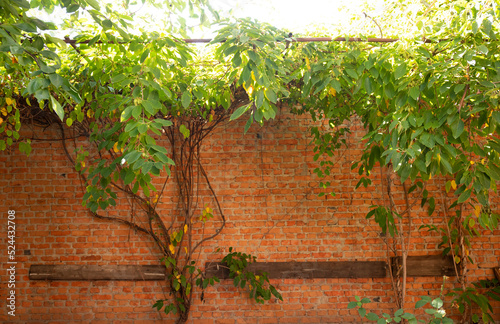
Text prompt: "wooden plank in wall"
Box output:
[[205, 261, 387, 279], [494, 267, 500, 282], [391, 255, 456, 277], [29, 256, 458, 281], [29, 264, 166, 280]]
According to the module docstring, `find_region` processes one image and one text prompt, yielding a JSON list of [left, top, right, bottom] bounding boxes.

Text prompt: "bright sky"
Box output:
[[33, 0, 387, 39], [209, 0, 385, 34]]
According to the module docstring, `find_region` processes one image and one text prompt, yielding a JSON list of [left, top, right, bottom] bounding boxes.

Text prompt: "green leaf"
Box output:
[[179, 124, 190, 138], [358, 307, 367, 318], [415, 299, 429, 309], [154, 119, 173, 128], [48, 73, 64, 88], [111, 74, 126, 84], [452, 119, 464, 139], [482, 18, 492, 36], [140, 48, 150, 63], [384, 84, 395, 99], [85, 0, 100, 10], [366, 313, 379, 321], [401, 313, 416, 320], [123, 169, 135, 185], [121, 106, 135, 121], [425, 308, 436, 315], [181, 91, 192, 109], [102, 19, 113, 29], [457, 188, 471, 204], [346, 69, 358, 79], [255, 89, 264, 108], [431, 298, 443, 309], [264, 88, 277, 103], [124, 151, 142, 164], [232, 52, 242, 67], [409, 87, 420, 100], [49, 95, 64, 121], [230, 104, 251, 121], [347, 301, 358, 309], [155, 152, 174, 165], [394, 63, 407, 79]]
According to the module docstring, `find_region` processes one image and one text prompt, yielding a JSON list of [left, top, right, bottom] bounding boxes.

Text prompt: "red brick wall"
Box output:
[[1, 109, 499, 323]]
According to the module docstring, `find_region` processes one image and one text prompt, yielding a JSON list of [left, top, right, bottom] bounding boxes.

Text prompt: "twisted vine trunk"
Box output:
[[56, 88, 249, 323]]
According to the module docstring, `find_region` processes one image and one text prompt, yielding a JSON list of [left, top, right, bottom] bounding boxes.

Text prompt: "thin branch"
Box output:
[[363, 12, 384, 38], [190, 158, 226, 256]]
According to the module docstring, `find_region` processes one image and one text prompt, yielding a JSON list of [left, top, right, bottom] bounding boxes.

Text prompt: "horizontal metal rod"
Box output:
[[184, 37, 399, 43], [63, 36, 399, 45]]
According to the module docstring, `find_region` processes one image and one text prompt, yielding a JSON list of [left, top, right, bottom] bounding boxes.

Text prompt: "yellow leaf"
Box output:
[[251, 71, 256, 81], [81, 161, 85, 167], [87, 109, 93, 118], [454, 256, 461, 264], [329, 88, 336, 97], [305, 57, 310, 70], [474, 205, 481, 217], [184, 224, 188, 234], [0, 117, 3, 125], [437, 153, 441, 163], [184, 247, 188, 254], [451, 180, 457, 190], [169, 244, 175, 255], [5, 98, 13, 105], [481, 159, 485, 165], [470, 160, 475, 165], [1, 107, 7, 116], [246, 85, 254, 96], [113, 142, 119, 153], [255, 275, 260, 280]]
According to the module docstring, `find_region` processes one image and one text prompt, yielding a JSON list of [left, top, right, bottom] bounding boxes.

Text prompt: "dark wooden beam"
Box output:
[[391, 255, 455, 277], [30, 256, 459, 281], [29, 264, 165, 281], [205, 261, 387, 279]]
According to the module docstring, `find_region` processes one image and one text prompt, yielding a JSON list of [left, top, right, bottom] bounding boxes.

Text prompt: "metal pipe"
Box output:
[[64, 36, 399, 45]]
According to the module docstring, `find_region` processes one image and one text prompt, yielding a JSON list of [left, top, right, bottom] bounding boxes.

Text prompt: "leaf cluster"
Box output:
[[222, 247, 283, 304]]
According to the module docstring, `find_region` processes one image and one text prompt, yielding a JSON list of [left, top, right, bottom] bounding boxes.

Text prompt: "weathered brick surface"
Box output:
[[1, 110, 499, 323]]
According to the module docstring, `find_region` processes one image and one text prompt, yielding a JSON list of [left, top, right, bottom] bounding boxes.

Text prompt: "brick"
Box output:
[[2, 113, 499, 323]]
